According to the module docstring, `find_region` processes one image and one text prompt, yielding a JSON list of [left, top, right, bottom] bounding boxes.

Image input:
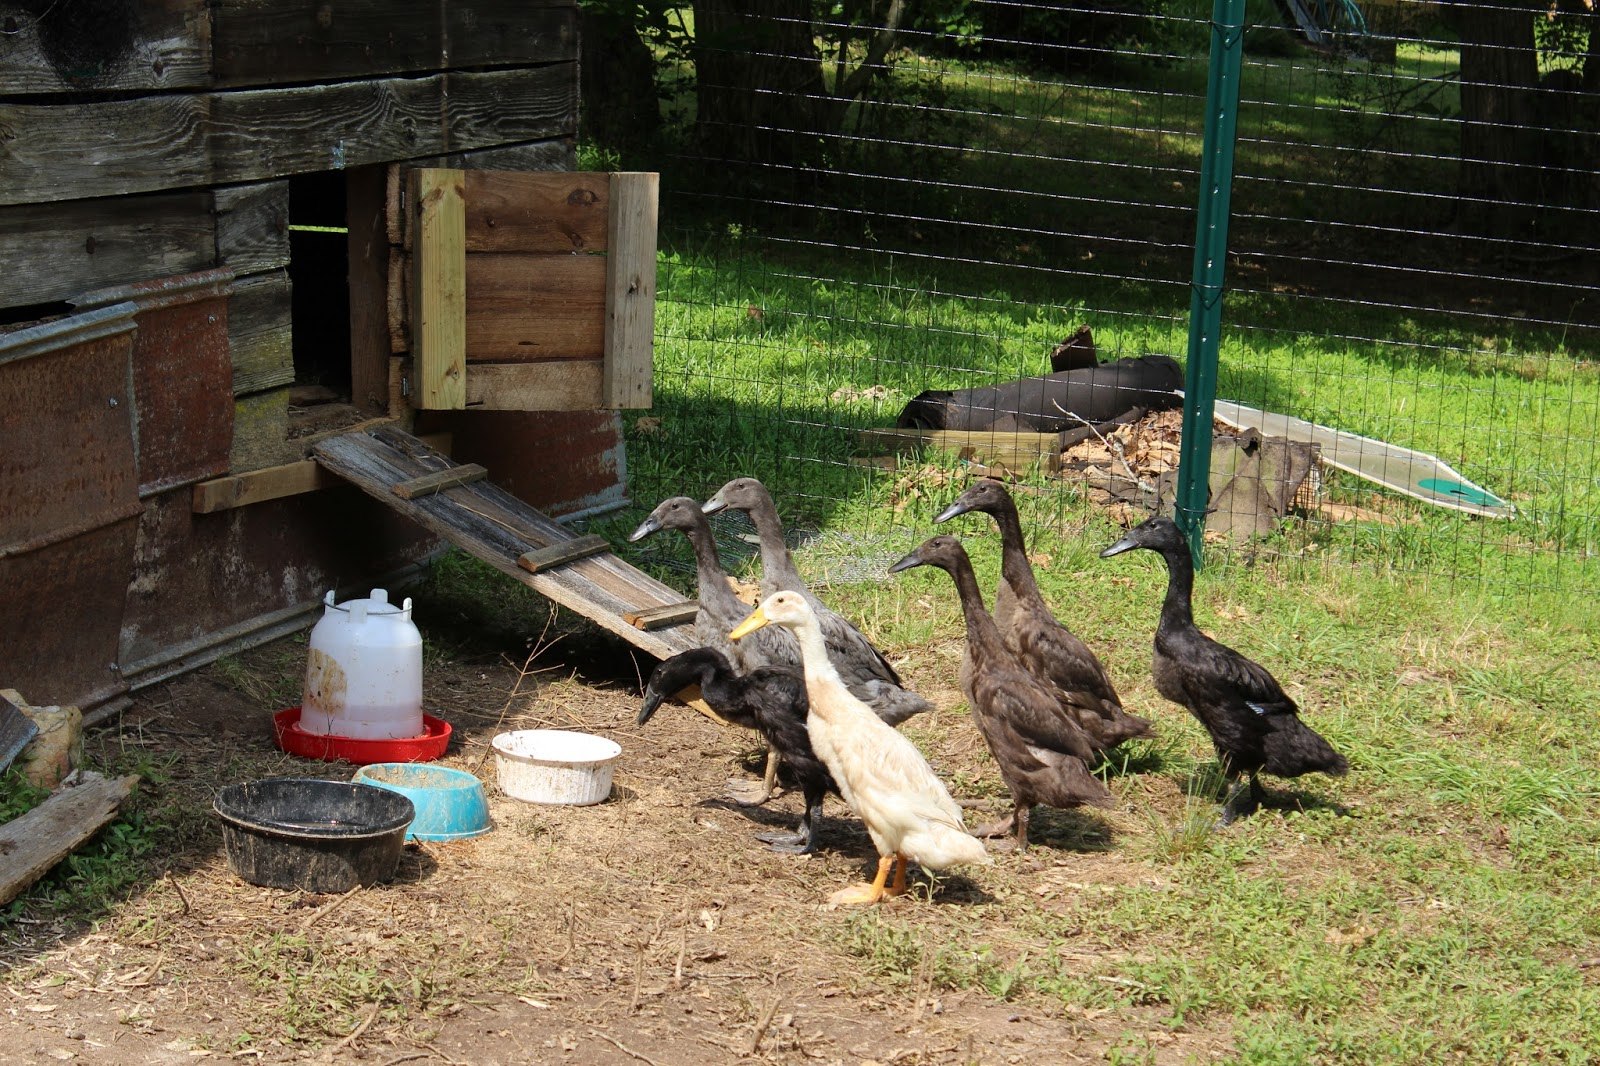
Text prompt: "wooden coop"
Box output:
[[0, 0, 699, 725]]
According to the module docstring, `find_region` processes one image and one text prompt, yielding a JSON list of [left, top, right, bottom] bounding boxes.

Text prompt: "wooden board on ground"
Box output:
[[858, 427, 1063, 474], [0, 771, 140, 907], [312, 425, 698, 660]]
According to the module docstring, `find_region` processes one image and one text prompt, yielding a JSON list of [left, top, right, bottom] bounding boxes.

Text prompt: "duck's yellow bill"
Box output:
[[728, 606, 770, 641]]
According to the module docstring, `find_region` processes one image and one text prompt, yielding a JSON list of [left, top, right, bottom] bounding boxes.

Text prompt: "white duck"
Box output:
[[730, 591, 989, 905]]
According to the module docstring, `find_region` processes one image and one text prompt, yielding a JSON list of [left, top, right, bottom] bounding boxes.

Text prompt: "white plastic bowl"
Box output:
[[492, 729, 622, 806]]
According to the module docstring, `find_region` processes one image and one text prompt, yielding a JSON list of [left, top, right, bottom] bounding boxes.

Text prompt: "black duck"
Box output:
[[640, 648, 836, 854], [703, 477, 932, 726], [936, 478, 1152, 754], [1100, 516, 1348, 822], [890, 535, 1114, 850]]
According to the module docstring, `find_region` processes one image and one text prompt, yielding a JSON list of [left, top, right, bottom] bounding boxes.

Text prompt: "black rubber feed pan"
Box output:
[[215, 778, 415, 892]]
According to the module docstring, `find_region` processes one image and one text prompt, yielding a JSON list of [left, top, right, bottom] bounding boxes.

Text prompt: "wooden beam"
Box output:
[[229, 271, 294, 396], [461, 170, 611, 253], [412, 169, 468, 410], [214, 181, 290, 275], [229, 388, 295, 473], [391, 463, 488, 500], [604, 172, 658, 409], [0, 0, 208, 95], [348, 168, 393, 418], [0, 192, 213, 309], [0, 68, 577, 207], [211, 0, 576, 88], [857, 426, 1064, 474], [195, 431, 452, 512], [193, 460, 338, 513], [516, 534, 611, 575], [624, 602, 699, 631], [464, 361, 603, 411], [0, 772, 140, 907], [466, 254, 607, 361]]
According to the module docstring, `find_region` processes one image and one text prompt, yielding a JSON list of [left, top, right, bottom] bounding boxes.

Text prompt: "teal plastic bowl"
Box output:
[[352, 764, 492, 842]]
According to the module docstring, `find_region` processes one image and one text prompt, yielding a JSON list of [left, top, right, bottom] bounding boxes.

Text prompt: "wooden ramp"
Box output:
[[313, 426, 700, 660]]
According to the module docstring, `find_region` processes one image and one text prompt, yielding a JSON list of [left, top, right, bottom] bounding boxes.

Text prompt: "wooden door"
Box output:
[[401, 169, 656, 412]]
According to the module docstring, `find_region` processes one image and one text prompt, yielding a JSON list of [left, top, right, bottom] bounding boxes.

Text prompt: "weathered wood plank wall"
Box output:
[[0, 0, 585, 710]]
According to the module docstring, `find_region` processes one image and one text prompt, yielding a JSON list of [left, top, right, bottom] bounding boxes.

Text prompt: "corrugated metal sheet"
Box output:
[[0, 519, 137, 713], [0, 305, 141, 554], [73, 268, 235, 497]]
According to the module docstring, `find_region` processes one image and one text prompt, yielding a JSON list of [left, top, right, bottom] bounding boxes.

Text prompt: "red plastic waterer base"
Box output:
[[274, 706, 452, 765]]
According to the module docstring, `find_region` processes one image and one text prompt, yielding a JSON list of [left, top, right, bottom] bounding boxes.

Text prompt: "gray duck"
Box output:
[[935, 478, 1152, 754], [1100, 516, 1348, 822], [703, 477, 932, 726], [890, 535, 1114, 850], [640, 648, 837, 854], [630, 496, 800, 801]]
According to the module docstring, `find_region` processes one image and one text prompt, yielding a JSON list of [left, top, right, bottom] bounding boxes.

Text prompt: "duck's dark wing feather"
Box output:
[[970, 664, 1097, 762], [964, 652, 1113, 808], [1168, 630, 1299, 716], [1009, 617, 1153, 749], [709, 666, 839, 795]]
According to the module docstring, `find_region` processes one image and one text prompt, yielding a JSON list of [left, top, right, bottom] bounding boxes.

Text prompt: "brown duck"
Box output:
[[936, 478, 1151, 754], [890, 535, 1113, 849], [704, 477, 932, 725]]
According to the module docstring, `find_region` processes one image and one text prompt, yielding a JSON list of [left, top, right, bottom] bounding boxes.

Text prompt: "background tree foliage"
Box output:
[[579, 0, 1598, 241]]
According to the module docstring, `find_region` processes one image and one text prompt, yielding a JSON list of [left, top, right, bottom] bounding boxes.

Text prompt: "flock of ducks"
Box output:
[[630, 477, 1348, 907]]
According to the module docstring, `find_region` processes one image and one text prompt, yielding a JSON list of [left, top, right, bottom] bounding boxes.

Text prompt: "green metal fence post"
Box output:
[[1176, 0, 1247, 568]]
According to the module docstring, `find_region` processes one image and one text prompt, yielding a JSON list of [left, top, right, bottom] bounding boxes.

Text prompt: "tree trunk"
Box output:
[[691, 0, 826, 167], [580, 7, 660, 153], [1453, 0, 1542, 240], [1585, 3, 1600, 96]]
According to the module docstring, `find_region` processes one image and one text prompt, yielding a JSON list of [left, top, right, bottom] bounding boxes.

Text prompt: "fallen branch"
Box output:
[[591, 1031, 667, 1066], [747, 995, 782, 1056], [299, 885, 361, 931], [330, 1002, 382, 1052], [1052, 401, 1159, 496]]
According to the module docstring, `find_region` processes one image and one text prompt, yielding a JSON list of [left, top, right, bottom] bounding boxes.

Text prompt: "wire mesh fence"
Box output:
[[590, 0, 1600, 596]]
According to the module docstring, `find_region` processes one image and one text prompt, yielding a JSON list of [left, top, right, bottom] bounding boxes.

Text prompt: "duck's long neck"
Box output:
[[683, 519, 741, 614], [990, 499, 1047, 609], [1155, 546, 1196, 634], [942, 554, 1007, 651], [788, 617, 847, 713], [745, 492, 807, 593], [693, 657, 730, 704]]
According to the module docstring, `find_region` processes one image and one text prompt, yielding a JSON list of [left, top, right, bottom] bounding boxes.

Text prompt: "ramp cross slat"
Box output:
[[312, 426, 699, 660]]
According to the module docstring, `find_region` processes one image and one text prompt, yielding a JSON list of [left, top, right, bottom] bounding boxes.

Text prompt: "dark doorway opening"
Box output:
[[288, 171, 351, 398]]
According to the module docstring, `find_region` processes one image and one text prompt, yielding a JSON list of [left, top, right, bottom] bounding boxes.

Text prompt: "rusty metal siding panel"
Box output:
[[119, 486, 438, 673], [0, 518, 136, 713], [412, 409, 627, 519], [73, 269, 236, 497], [0, 306, 141, 711], [0, 306, 141, 555]]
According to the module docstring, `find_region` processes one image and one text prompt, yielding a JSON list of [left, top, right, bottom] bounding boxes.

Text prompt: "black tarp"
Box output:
[[896, 355, 1184, 432]]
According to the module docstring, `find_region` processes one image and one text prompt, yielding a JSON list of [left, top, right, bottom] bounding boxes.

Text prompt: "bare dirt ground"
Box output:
[[1, 609, 1232, 1066]]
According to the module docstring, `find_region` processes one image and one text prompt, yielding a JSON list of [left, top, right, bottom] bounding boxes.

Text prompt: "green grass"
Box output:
[[586, 36, 1600, 1055], [622, 25, 1598, 598], [817, 501, 1600, 1062], [612, 231, 1598, 597], [0, 751, 180, 923]]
